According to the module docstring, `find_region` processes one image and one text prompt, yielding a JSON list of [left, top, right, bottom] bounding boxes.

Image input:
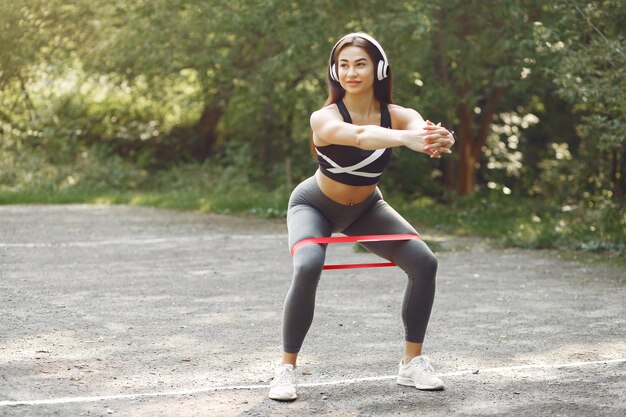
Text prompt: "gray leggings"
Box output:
[[283, 176, 438, 353]]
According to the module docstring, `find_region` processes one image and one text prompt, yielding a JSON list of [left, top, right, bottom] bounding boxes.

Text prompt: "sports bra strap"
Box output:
[[336, 99, 352, 123], [380, 101, 391, 128]]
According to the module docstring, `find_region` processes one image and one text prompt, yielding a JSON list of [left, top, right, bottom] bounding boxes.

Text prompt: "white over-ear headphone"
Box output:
[[329, 32, 389, 82]]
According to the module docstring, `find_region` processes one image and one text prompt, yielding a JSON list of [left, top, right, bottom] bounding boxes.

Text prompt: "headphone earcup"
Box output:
[[330, 63, 338, 82], [377, 60, 388, 81]]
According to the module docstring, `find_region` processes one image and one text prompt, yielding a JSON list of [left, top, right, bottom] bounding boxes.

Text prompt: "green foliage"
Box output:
[[394, 190, 625, 255], [532, 0, 625, 200], [0, 151, 289, 217], [381, 149, 447, 198], [0, 0, 94, 89]]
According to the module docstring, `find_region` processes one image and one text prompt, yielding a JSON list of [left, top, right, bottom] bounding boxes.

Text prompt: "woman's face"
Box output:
[[336, 45, 375, 94]]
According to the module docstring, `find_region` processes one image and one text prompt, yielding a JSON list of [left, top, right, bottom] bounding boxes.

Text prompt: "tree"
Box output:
[[0, 0, 95, 122], [405, 0, 542, 195], [540, 0, 625, 200]]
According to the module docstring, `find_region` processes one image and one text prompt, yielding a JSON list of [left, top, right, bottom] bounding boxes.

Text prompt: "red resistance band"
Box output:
[[290, 233, 422, 270]]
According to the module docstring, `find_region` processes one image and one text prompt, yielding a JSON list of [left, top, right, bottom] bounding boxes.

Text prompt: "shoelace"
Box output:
[[274, 367, 294, 385], [415, 358, 435, 374]]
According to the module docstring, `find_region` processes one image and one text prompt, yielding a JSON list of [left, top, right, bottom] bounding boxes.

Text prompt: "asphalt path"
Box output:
[[0, 205, 624, 416]]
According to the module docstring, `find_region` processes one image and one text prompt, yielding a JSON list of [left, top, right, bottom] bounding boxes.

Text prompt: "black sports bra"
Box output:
[[315, 99, 392, 186]]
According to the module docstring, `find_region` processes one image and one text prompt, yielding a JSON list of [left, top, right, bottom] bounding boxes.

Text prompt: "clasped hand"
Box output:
[[422, 120, 455, 159]]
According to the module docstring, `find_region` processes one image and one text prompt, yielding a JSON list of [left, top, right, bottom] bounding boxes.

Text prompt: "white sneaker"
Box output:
[[268, 364, 297, 401], [397, 355, 445, 391]]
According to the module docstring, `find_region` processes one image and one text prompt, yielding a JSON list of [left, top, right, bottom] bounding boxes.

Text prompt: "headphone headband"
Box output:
[[329, 32, 389, 82]]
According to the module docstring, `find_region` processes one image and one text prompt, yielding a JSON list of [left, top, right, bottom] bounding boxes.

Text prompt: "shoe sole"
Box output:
[[397, 376, 445, 391], [268, 393, 297, 401], [268, 389, 298, 401]]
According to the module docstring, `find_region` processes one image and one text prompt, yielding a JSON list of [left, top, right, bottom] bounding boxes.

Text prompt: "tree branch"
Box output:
[[433, 8, 450, 86]]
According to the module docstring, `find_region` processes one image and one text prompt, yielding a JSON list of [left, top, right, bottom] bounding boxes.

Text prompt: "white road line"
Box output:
[[0, 234, 286, 248], [0, 358, 624, 407]]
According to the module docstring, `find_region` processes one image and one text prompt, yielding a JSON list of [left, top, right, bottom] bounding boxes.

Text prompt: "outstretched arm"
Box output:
[[311, 105, 454, 157]]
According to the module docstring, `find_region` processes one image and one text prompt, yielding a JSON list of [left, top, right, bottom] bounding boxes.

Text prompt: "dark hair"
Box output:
[[310, 34, 393, 158]]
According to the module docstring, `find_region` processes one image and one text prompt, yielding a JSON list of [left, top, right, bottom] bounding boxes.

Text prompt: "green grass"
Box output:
[[0, 186, 289, 218]]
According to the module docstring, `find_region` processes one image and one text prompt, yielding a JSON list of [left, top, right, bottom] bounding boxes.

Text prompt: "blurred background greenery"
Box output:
[[1, 0, 624, 256]]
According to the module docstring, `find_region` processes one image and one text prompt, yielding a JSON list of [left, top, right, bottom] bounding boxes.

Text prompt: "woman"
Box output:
[[269, 32, 455, 401]]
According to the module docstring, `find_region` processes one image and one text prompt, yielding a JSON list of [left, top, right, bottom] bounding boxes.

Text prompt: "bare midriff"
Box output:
[[315, 170, 377, 206]]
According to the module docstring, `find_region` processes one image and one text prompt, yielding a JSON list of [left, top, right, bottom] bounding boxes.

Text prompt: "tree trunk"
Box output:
[[456, 99, 476, 195], [191, 83, 233, 157], [611, 148, 623, 199], [453, 87, 505, 195], [193, 101, 226, 156], [432, 8, 456, 191], [457, 137, 477, 195]]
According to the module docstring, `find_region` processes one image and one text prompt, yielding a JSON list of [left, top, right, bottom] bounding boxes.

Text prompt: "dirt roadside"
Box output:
[[0, 204, 624, 417]]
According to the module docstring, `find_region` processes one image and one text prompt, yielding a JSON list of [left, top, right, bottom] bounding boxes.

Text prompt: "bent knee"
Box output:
[[292, 245, 326, 281], [399, 242, 438, 278], [420, 249, 438, 271]]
